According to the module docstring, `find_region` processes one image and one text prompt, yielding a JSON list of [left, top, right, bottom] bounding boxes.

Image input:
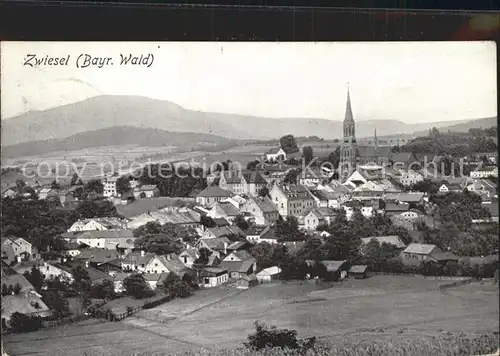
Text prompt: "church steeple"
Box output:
[[374, 128, 378, 149], [344, 83, 354, 122]]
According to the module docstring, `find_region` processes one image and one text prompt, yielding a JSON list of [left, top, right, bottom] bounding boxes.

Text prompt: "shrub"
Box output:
[[9, 312, 43, 333], [244, 321, 316, 352]]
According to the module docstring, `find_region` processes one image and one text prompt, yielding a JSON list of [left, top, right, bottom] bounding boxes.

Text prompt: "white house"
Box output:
[[399, 170, 424, 187], [40, 262, 74, 282], [68, 218, 128, 232], [207, 202, 242, 224], [178, 249, 199, 268], [303, 208, 337, 230], [200, 267, 229, 288], [265, 148, 287, 162], [133, 185, 160, 199], [401, 243, 440, 266], [245, 225, 278, 245], [102, 175, 118, 198], [470, 166, 498, 179], [2, 237, 33, 258], [195, 186, 233, 206]]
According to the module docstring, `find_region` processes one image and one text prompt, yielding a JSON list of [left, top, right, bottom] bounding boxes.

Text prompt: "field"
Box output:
[[4, 276, 499, 356]]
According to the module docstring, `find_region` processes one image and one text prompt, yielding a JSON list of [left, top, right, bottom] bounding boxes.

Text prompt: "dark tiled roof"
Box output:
[[242, 171, 267, 184], [197, 186, 232, 198], [217, 202, 241, 217], [252, 196, 278, 213]]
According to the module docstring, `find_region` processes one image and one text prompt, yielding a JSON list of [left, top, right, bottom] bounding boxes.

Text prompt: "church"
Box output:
[[339, 86, 392, 182]]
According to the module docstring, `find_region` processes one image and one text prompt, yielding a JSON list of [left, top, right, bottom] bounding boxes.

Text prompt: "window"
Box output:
[[154, 263, 158, 267], [204, 278, 209, 284]]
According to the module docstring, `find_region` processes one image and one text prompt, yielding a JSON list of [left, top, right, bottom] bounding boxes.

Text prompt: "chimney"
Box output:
[[141, 250, 145, 257]]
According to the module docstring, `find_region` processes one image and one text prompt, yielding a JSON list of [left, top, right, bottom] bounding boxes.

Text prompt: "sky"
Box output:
[[1, 41, 497, 122]]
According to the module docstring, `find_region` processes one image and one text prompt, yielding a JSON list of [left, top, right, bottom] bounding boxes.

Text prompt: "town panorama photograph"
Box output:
[[0, 41, 499, 356]]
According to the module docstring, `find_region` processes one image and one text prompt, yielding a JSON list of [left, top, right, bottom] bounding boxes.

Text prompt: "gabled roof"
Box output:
[[220, 259, 255, 273], [319, 260, 347, 272], [403, 243, 437, 255], [198, 237, 232, 249], [430, 252, 459, 261], [385, 202, 410, 212], [2, 293, 51, 316], [74, 248, 122, 264], [384, 192, 425, 203], [197, 186, 232, 198], [207, 225, 245, 238], [256, 266, 281, 276], [221, 170, 242, 184], [2, 274, 35, 292], [227, 240, 251, 251], [122, 251, 156, 266], [474, 165, 498, 172], [136, 184, 158, 191], [212, 217, 230, 226], [277, 185, 313, 201], [216, 202, 241, 217], [73, 230, 135, 239], [250, 196, 278, 213], [361, 235, 406, 249], [349, 265, 368, 273], [242, 171, 267, 184]]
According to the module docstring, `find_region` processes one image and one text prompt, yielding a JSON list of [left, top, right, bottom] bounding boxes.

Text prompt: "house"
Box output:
[[265, 147, 287, 162], [143, 272, 170, 291], [383, 192, 425, 205], [102, 175, 118, 198], [212, 217, 231, 227], [218, 170, 245, 194], [245, 225, 278, 245], [68, 217, 128, 232], [2, 237, 33, 259], [74, 248, 122, 272], [195, 186, 233, 206], [2, 187, 17, 199], [112, 272, 131, 293], [201, 225, 245, 240], [401, 243, 440, 266], [349, 265, 369, 279], [360, 235, 407, 253], [207, 202, 242, 224], [121, 251, 187, 275], [399, 170, 424, 187], [2, 292, 52, 327], [429, 252, 459, 265], [240, 196, 280, 225], [179, 248, 199, 268], [298, 168, 331, 186], [195, 237, 232, 257], [318, 260, 349, 281], [220, 251, 257, 280], [384, 201, 410, 217], [343, 200, 380, 220], [269, 184, 315, 217], [59, 260, 112, 285], [466, 179, 497, 198], [242, 171, 268, 196], [470, 165, 498, 179], [199, 267, 229, 288], [303, 208, 337, 230], [39, 261, 74, 282], [227, 240, 253, 253], [256, 266, 281, 282], [438, 183, 463, 193], [206, 171, 221, 186], [62, 230, 135, 251], [236, 275, 259, 289], [221, 195, 247, 210], [133, 185, 160, 199], [390, 152, 419, 169], [38, 188, 54, 200]]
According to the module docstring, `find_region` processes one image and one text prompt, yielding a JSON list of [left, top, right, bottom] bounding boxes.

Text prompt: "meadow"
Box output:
[[4, 276, 498, 356]]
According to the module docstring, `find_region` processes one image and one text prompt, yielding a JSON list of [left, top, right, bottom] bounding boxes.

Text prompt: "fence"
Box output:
[[42, 314, 90, 328]]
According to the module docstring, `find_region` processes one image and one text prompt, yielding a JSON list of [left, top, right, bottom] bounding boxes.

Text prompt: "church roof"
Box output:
[[356, 146, 392, 158]]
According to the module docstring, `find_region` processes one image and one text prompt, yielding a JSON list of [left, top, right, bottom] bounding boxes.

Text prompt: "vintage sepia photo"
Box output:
[[1, 41, 498, 356]]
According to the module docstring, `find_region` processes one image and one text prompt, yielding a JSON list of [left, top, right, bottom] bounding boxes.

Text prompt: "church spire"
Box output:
[[344, 82, 354, 122], [374, 128, 378, 149]]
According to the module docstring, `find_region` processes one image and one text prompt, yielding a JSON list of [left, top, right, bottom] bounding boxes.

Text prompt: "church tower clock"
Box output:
[[340, 85, 358, 182]]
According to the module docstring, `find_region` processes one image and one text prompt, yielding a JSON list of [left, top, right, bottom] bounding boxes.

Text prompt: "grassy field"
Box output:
[[4, 276, 499, 356], [116, 197, 195, 218]]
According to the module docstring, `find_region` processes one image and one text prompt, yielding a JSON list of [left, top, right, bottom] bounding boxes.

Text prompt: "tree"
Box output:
[[133, 222, 187, 254], [123, 273, 154, 299], [9, 312, 43, 333], [234, 215, 250, 232], [116, 175, 131, 196], [276, 216, 305, 242], [23, 267, 44, 292], [200, 216, 216, 228], [244, 321, 316, 352], [279, 134, 299, 154], [1, 283, 9, 296], [70, 173, 80, 186], [258, 186, 269, 198], [163, 272, 192, 298], [194, 247, 212, 266], [283, 169, 300, 184], [13, 283, 22, 295], [42, 290, 69, 318], [75, 199, 118, 219], [302, 146, 314, 165], [51, 180, 61, 190], [89, 279, 116, 300], [85, 179, 104, 195]]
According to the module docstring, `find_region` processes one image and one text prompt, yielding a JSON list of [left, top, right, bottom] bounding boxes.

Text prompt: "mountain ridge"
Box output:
[[1, 95, 496, 146]]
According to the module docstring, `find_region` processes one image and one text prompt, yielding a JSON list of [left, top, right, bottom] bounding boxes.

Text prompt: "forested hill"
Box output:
[[393, 127, 497, 156]]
